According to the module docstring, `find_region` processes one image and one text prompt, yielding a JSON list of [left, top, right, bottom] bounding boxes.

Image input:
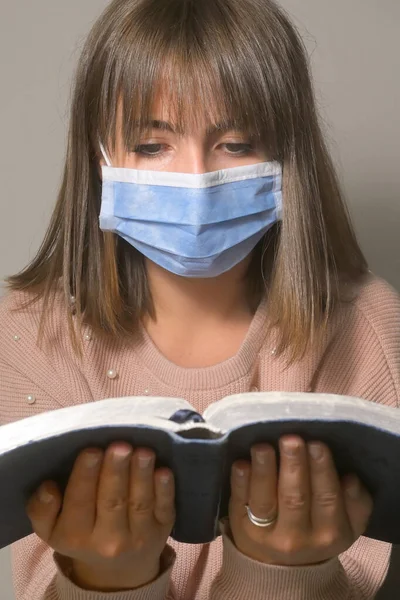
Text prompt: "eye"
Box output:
[[223, 143, 254, 155], [134, 144, 164, 157]]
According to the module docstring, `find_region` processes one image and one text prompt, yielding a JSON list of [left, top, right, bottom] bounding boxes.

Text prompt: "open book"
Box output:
[[0, 391, 399, 549]]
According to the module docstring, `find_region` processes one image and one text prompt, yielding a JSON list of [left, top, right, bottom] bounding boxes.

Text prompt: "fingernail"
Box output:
[[138, 453, 153, 469], [346, 477, 360, 499], [235, 466, 245, 477], [85, 452, 101, 468], [309, 443, 323, 461], [282, 439, 300, 456], [255, 449, 267, 465], [39, 488, 53, 504], [113, 446, 132, 462], [160, 473, 171, 485]]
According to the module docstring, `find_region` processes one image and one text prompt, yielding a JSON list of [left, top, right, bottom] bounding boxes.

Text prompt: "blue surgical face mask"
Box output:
[[99, 143, 282, 278]]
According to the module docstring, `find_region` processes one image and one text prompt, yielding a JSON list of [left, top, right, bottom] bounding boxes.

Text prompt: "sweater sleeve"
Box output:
[[0, 354, 177, 600], [209, 276, 400, 600], [10, 535, 176, 600], [209, 526, 390, 600]]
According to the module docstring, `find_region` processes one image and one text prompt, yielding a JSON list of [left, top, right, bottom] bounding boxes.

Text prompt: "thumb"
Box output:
[[342, 474, 373, 539], [26, 481, 62, 543]]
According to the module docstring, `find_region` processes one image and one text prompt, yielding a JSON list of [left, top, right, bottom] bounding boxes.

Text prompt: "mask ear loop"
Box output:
[[99, 141, 112, 167]]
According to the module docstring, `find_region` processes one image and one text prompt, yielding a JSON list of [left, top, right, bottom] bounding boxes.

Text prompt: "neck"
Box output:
[[144, 259, 253, 328]]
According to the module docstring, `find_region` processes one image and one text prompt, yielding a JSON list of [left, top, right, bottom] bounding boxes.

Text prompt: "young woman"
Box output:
[[1, 0, 399, 598]]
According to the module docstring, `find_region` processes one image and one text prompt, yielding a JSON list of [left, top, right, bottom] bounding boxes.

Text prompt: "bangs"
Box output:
[[91, 0, 303, 160]]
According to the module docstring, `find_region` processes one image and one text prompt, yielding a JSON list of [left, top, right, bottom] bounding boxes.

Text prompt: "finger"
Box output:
[[248, 444, 278, 523], [342, 474, 373, 538], [229, 459, 251, 520], [26, 481, 62, 543], [154, 468, 176, 527], [278, 436, 311, 533], [96, 443, 133, 534], [128, 448, 156, 531], [308, 442, 348, 533], [60, 448, 103, 535], [230, 460, 251, 504]]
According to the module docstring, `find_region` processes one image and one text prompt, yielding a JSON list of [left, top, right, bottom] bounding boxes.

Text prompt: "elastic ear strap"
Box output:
[[99, 141, 112, 167]]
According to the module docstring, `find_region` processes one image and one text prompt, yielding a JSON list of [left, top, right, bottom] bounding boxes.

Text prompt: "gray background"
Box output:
[[0, 1, 399, 597]]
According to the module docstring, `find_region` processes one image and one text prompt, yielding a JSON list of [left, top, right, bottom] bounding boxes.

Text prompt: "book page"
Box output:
[[203, 391, 400, 433], [0, 396, 195, 454]]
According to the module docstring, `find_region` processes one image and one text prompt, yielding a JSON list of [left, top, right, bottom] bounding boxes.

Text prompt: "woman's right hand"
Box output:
[[26, 443, 175, 592]]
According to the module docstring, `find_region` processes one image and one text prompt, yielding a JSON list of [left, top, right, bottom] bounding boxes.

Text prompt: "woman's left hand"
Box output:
[[228, 435, 373, 566]]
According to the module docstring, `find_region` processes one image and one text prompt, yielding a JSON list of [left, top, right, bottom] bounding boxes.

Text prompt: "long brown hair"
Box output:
[[4, 0, 368, 361]]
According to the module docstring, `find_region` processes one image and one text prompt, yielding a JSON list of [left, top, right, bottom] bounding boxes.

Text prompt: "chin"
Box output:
[[145, 254, 253, 282]]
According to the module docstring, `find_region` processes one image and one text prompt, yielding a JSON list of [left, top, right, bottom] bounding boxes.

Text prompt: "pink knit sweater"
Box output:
[[0, 273, 399, 600]]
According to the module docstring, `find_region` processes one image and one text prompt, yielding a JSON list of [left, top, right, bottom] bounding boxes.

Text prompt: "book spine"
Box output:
[[171, 438, 225, 544]]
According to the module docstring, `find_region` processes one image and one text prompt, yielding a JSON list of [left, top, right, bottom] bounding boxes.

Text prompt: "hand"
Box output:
[[228, 435, 373, 566], [26, 443, 175, 591]]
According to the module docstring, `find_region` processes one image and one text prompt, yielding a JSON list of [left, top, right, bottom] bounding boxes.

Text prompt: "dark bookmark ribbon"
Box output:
[[169, 409, 206, 425]]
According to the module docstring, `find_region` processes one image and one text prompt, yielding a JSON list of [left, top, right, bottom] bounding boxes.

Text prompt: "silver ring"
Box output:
[[245, 504, 278, 528]]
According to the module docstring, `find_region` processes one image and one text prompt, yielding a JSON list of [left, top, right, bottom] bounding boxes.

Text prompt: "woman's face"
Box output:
[[102, 93, 269, 173]]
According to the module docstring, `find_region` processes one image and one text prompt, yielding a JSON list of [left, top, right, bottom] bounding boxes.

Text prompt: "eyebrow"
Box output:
[[134, 119, 247, 135]]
